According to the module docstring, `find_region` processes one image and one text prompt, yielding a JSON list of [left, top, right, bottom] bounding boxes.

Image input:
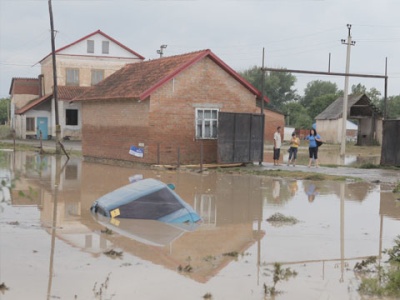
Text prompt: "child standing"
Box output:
[[288, 132, 300, 166]]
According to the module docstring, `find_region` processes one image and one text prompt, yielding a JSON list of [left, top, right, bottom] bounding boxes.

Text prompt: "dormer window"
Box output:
[[102, 41, 109, 54], [87, 40, 94, 53]]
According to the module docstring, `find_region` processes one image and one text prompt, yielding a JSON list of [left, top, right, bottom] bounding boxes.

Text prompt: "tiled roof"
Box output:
[[16, 94, 52, 115], [58, 86, 90, 100], [9, 78, 39, 96], [74, 49, 269, 102], [39, 30, 145, 63]]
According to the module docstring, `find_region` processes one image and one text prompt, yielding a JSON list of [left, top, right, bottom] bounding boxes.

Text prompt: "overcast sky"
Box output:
[[1, 0, 400, 99]]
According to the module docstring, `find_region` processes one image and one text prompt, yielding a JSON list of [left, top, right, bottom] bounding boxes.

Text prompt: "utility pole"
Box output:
[[157, 45, 167, 58], [259, 48, 266, 166], [340, 24, 356, 157], [384, 57, 388, 119], [48, 0, 61, 154]]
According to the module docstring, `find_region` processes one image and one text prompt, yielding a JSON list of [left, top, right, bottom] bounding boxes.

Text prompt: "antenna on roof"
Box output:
[[157, 45, 167, 58]]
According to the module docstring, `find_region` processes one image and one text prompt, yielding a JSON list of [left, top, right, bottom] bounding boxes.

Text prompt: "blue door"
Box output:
[[36, 117, 48, 140]]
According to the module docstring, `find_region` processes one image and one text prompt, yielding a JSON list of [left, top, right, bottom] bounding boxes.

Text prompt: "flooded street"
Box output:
[[1, 150, 399, 299]]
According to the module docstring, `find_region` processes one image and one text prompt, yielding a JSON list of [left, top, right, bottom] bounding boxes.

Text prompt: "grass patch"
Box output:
[[219, 167, 355, 182], [359, 163, 380, 169], [320, 164, 338, 168], [357, 236, 400, 298], [393, 182, 400, 193]]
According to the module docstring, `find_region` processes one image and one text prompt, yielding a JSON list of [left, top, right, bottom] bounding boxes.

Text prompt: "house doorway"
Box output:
[[36, 117, 48, 140]]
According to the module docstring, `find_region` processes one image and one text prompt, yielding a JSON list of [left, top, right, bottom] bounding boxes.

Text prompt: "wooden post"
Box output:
[[177, 146, 180, 168], [200, 140, 203, 172], [157, 143, 160, 165]]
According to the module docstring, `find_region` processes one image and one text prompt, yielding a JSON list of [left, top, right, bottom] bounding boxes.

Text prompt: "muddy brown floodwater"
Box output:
[[1, 150, 399, 300]]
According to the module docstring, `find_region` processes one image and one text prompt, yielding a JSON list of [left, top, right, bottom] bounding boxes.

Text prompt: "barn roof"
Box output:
[[73, 49, 269, 103], [315, 94, 382, 120]]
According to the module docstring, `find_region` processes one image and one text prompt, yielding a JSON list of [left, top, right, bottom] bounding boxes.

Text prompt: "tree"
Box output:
[[281, 102, 313, 129], [0, 98, 10, 125], [386, 95, 400, 119], [239, 67, 297, 110], [301, 80, 339, 108], [308, 94, 337, 120], [264, 70, 297, 110], [351, 83, 367, 95]]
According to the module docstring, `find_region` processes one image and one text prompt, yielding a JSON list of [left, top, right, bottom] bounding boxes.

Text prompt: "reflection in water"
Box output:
[[1, 150, 400, 299], [304, 183, 319, 203]]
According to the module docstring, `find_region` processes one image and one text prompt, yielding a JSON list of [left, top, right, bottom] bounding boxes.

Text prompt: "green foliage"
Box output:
[[393, 182, 400, 193], [386, 95, 400, 119], [301, 80, 339, 107], [0, 98, 10, 125], [357, 236, 400, 298], [0, 125, 12, 139], [263, 262, 298, 296], [383, 236, 400, 263], [308, 93, 337, 119], [265, 71, 297, 110], [281, 102, 312, 128], [239, 67, 297, 110]]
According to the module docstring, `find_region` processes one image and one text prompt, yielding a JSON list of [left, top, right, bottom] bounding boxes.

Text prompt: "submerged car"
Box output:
[[90, 178, 201, 224]]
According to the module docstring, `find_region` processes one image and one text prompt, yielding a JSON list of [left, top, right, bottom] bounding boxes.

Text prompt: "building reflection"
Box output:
[[7, 151, 265, 283], [5, 150, 400, 287]]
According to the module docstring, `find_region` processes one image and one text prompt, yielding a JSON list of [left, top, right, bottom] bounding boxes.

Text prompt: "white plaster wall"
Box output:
[[58, 33, 139, 58]]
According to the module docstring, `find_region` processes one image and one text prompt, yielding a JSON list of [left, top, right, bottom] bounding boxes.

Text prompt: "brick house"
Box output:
[[74, 49, 284, 164], [10, 30, 144, 140]]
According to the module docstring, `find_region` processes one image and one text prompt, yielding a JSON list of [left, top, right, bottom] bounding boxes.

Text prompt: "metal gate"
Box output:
[[217, 112, 264, 163], [380, 120, 400, 166]]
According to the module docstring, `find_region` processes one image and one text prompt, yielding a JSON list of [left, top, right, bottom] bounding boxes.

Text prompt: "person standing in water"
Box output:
[[287, 132, 300, 166], [305, 128, 322, 167]]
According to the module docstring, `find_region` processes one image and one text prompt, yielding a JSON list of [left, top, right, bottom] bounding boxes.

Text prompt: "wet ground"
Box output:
[[1, 149, 400, 300]]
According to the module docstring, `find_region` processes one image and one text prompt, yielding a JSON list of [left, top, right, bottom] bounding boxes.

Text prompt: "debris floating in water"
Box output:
[[266, 213, 299, 226]]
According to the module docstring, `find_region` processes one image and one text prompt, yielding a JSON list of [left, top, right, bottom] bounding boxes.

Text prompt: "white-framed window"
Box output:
[[195, 108, 218, 139], [91, 69, 104, 85], [26, 117, 35, 131], [87, 40, 94, 53], [102, 41, 109, 54], [66, 68, 79, 86]]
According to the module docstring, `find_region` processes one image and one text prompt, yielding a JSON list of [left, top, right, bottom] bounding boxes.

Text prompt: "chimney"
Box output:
[[38, 74, 44, 97]]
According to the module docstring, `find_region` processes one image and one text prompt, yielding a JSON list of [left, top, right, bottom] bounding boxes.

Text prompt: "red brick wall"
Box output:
[[264, 110, 284, 144], [82, 57, 284, 164]]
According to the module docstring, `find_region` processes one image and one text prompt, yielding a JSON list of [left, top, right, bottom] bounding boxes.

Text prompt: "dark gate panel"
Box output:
[[218, 112, 264, 163], [381, 120, 400, 166]]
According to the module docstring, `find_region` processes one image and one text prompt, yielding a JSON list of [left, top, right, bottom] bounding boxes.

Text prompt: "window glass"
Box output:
[[102, 41, 109, 54], [26, 117, 35, 131], [66, 109, 78, 126], [66, 69, 79, 86], [87, 40, 94, 53], [91, 69, 104, 85], [195, 108, 218, 139]]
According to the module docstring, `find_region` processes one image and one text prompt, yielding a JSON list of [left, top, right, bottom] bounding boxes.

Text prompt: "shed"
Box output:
[[315, 94, 382, 145], [73, 49, 277, 164]]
